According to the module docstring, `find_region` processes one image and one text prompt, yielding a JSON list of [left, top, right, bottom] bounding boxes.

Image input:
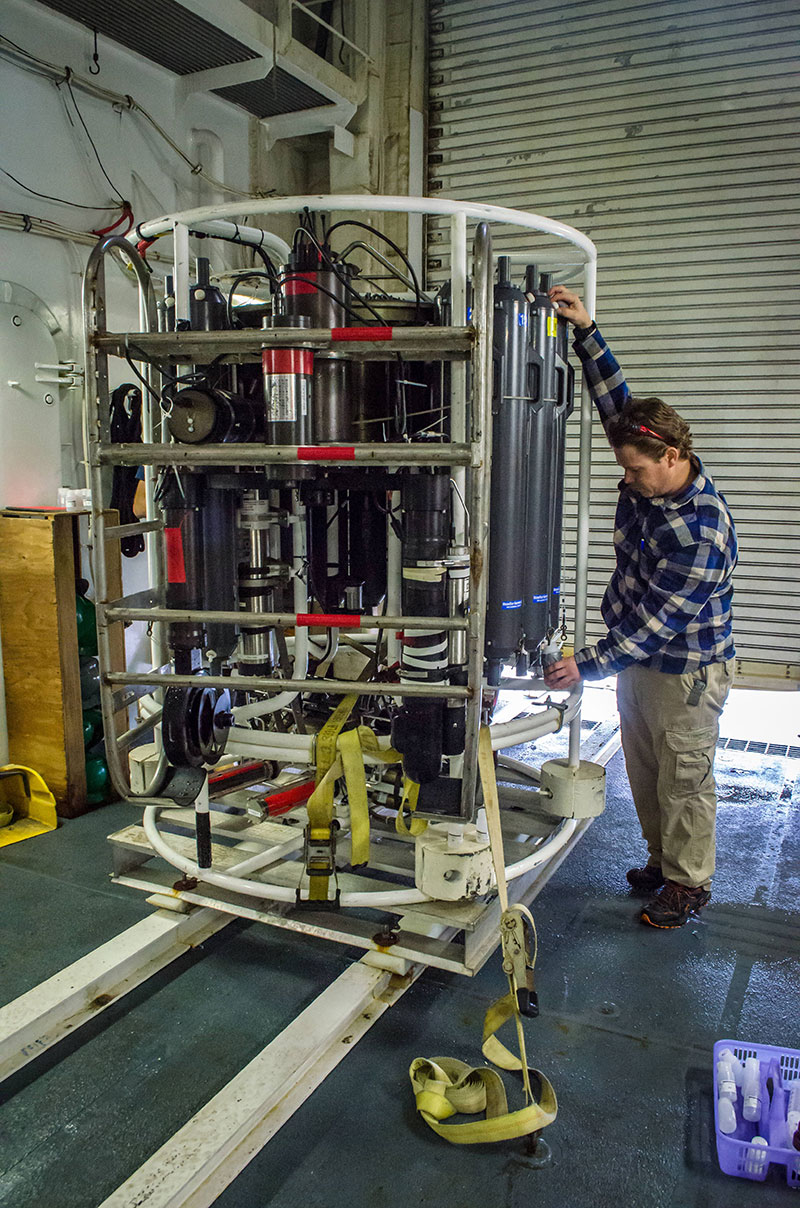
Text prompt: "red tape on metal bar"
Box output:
[[295, 613, 362, 628], [331, 326, 393, 341], [297, 446, 355, 461]]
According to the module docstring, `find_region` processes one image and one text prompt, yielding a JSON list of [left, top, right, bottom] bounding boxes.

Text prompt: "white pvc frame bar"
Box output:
[[131, 194, 597, 765]]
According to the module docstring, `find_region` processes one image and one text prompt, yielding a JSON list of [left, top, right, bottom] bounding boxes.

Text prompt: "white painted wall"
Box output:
[[1, 0, 258, 500]]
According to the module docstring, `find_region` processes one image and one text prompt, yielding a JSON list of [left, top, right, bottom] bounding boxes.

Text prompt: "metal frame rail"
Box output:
[[83, 218, 496, 819]]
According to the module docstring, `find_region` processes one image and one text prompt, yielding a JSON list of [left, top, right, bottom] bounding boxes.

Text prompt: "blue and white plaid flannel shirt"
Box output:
[[571, 325, 737, 679]]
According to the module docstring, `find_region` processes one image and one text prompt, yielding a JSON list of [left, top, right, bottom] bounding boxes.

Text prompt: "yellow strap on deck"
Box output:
[[409, 725, 557, 1144]]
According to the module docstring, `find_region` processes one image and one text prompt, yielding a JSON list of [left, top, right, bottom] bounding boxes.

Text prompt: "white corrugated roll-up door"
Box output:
[[426, 0, 800, 680]]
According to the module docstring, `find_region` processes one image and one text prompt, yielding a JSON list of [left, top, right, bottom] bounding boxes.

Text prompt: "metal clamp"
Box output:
[[34, 362, 85, 389], [500, 908, 539, 1018]]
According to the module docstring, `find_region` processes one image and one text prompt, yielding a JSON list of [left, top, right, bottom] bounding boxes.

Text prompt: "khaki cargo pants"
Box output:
[[616, 659, 734, 890]]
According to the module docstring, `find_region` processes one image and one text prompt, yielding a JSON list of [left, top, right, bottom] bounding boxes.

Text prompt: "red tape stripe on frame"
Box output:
[[295, 614, 362, 628], [297, 446, 355, 461], [331, 326, 393, 341]]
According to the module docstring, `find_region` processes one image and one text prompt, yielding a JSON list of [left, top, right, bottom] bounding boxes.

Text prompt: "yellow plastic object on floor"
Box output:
[[409, 726, 558, 1144], [0, 765, 58, 847]]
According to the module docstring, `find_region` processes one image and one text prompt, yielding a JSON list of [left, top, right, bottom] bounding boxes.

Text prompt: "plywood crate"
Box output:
[[0, 509, 122, 817]]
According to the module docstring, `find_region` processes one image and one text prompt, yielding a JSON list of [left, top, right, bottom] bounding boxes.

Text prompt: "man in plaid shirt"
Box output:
[[543, 285, 737, 929]]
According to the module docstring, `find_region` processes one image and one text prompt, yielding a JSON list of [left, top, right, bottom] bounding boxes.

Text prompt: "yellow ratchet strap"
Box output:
[[308, 698, 406, 881], [305, 693, 358, 900], [339, 726, 404, 867], [409, 726, 557, 1144], [395, 777, 426, 837]]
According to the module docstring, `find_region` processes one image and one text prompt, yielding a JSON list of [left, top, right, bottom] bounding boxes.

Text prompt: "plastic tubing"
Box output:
[[134, 195, 596, 266], [497, 755, 542, 783], [141, 804, 577, 908], [132, 217, 291, 263]]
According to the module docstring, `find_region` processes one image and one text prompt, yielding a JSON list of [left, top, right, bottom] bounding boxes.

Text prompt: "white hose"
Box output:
[[497, 755, 542, 783], [490, 689, 581, 751], [132, 217, 291, 263], [504, 818, 577, 879], [142, 803, 578, 909]]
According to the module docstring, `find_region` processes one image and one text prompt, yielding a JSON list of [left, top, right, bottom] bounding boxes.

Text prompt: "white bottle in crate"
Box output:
[[716, 1059, 737, 1101], [718, 1046, 744, 1087], [717, 1096, 737, 1135], [742, 1057, 763, 1123], [745, 1137, 768, 1176]]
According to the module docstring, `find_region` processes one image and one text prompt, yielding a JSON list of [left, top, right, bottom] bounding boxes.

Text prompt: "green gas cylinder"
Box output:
[[85, 755, 110, 805], [75, 593, 98, 655]]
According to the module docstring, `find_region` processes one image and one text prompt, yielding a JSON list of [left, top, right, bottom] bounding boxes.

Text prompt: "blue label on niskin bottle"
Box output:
[[518, 313, 527, 327], [467, 306, 473, 320], [553, 585, 561, 595], [531, 593, 548, 603], [501, 599, 523, 610]]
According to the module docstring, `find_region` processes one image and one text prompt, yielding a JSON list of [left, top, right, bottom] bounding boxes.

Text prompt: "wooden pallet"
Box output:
[[108, 797, 590, 977]]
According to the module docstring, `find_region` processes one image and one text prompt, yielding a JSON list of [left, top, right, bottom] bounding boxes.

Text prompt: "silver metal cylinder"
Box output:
[[447, 548, 470, 666]]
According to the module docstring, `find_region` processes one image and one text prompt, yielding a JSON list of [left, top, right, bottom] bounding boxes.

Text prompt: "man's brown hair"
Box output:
[[606, 396, 693, 460]]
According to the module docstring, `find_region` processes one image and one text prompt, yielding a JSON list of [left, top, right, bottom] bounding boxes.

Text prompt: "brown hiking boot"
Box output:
[[640, 880, 711, 929], [626, 864, 665, 895]]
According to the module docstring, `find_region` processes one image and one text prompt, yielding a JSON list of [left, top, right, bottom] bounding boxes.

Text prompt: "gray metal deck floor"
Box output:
[[1, 738, 798, 1207]]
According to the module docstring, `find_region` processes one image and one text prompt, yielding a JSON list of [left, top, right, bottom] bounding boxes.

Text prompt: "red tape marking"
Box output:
[[263, 779, 315, 816], [295, 614, 362, 629], [164, 526, 187, 584], [297, 446, 355, 461], [284, 277, 317, 295], [262, 348, 314, 375], [331, 326, 393, 341]]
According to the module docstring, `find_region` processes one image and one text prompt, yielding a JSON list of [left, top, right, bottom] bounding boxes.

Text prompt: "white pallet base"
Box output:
[[0, 906, 230, 1085], [97, 957, 429, 1208]]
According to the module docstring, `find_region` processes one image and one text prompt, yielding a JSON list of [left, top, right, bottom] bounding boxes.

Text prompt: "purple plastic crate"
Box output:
[[713, 1039, 800, 1189]]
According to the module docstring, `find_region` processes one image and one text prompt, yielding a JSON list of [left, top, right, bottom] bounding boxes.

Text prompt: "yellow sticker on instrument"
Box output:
[[547, 314, 558, 338]]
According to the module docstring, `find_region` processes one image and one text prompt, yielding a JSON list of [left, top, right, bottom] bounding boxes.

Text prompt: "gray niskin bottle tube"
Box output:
[[485, 258, 532, 681], [391, 468, 451, 783], [549, 301, 575, 629], [522, 269, 558, 654]]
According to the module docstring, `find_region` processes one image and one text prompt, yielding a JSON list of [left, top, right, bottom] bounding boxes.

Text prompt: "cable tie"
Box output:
[[22, 214, 32, 232]]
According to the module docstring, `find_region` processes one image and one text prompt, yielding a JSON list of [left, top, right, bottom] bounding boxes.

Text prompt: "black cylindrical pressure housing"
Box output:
[[402, 468, 450, 563], [161, 473, 205, 672], [284, 265, 351, 441], [201, 486, 238, 662], [190, 258, 229, 332], [263, 314, 314, 479], [166, 388, 260, 445], [393, 469, 450, 784], [348, 490, 387, 609], [485, 265, 532, 663]]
